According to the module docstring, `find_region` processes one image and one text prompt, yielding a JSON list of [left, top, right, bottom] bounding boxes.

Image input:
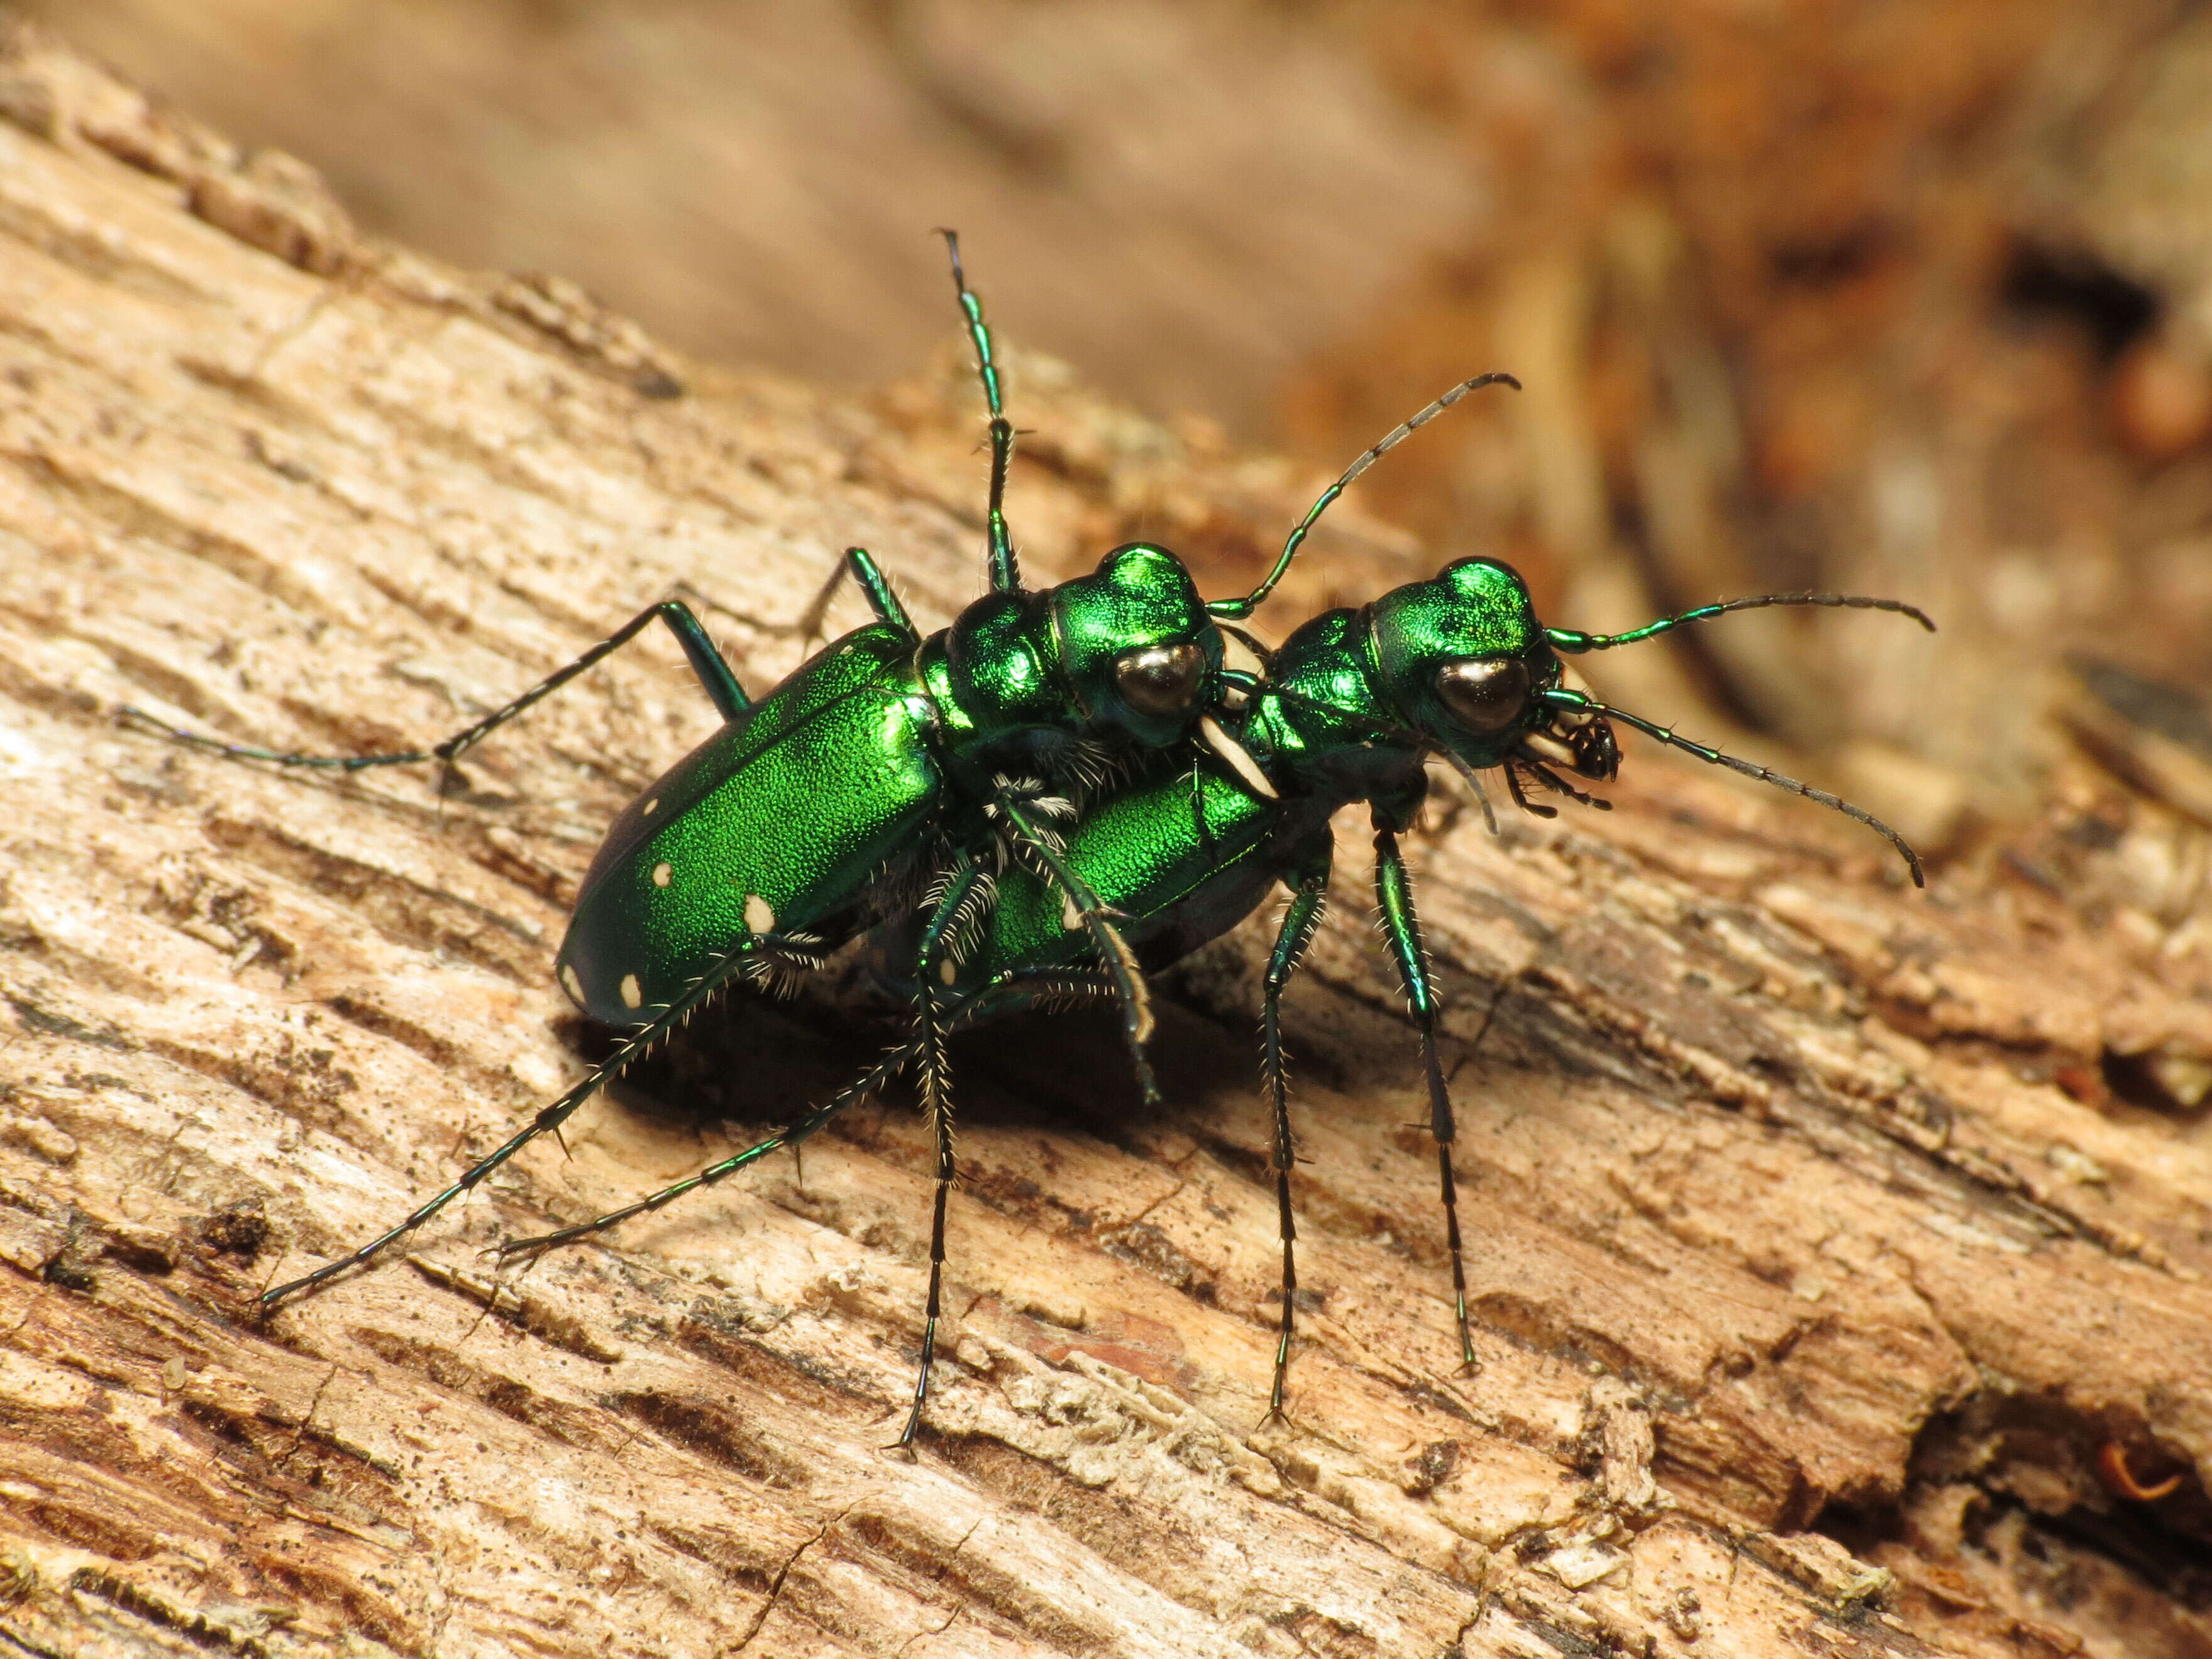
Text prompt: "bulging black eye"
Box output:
[[1114, 642, 1205, 717], [1435, 657, 1530, 735]]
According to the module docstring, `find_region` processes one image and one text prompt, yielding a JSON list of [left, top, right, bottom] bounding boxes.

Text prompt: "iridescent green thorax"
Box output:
[[922, 590, 1060, 759], [1272, 609, 1379, 733], [919, 542, 1225, 776], [1249, 609, 1398, 786]]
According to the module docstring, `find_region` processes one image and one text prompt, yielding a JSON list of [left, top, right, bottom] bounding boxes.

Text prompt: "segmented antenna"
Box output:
[[1540, 688, 1925, 886], [1547, 592, 1935, 653], [936, 228, 1020, 593], [1210, 373, 1521, 620]]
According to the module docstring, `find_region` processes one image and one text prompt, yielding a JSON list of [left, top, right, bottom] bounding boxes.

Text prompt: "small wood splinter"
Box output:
[[2099, 1440, 2182, 1502]]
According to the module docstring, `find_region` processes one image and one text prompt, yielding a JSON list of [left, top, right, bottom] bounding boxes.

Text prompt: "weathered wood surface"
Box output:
[[3, 26, 2211, 1659]]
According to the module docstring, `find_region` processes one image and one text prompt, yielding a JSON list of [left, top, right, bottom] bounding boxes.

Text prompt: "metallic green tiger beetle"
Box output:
[[122, 233, 1518, 1314], [482, 556, 1932, 1443]]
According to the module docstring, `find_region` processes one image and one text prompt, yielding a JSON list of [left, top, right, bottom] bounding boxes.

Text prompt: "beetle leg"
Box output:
[[259, 930, 764, 1306], [1501, 759, 1556, 819], [1259, 864, 1330, 1423], [895, 1081, 959, 1452], [912, 858, 992, 1142], [792, 546, 919, 642], [653, 600, 753, 722], [1188, 754, 1216, 864], [991, 788, 1160, 1108], [123, 598, 750, 775], [1373, 817, 1478, 1377], [899, 965, 1120, 1447], [492, 966, 1116, 1265], [1518, 755, 1612, 812], [494, 1033, 917, 1259]]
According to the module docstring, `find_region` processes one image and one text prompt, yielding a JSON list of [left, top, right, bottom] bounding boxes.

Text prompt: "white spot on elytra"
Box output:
[[939, 957, 958, 986], [1061, 891, 1082, 931], [641, 796, 660, 817], [652, 862, 672, 888], [619, 973, 643, 1010], [560, 962, 583, 1002], [744, 893, 775, 935]]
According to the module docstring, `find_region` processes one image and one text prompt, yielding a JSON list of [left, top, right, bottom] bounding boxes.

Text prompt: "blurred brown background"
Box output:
[[31, 0, 2212, 864]]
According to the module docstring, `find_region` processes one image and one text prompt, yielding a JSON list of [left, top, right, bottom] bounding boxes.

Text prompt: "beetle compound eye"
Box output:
[[1435, 657, 1530, 735], [1114, 642, 1205, 717]]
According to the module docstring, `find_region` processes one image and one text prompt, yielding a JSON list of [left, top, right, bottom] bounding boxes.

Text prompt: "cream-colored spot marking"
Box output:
[[560, 962, 583, 1002], [652, 862, 672, 888], [939, 957, 958, 986], [744, 893, 776, 935], [619, 973, 643, 1010], [1061, 891, 1082, 932], [641, 796, 660, 817]]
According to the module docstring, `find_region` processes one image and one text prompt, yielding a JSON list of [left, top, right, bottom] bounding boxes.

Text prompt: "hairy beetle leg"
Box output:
[[123, 597, 750, 776]]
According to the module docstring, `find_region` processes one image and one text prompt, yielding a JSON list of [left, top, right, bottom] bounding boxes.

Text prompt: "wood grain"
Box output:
[[1, 23, 2209, 1658]]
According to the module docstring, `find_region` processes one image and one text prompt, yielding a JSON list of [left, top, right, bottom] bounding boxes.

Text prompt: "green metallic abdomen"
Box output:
[[558, 626, 941, 1027]]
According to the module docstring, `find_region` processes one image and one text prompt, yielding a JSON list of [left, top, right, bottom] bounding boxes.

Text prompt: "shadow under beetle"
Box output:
[[123, 233, 1517, 1313], [499, 555, 1933, 1442]]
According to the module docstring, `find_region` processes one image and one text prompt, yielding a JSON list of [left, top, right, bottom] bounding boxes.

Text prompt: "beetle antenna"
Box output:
[[1209, 373, 1520, 621], [935, 228, 1020, 594], [1547, 592, 1934, 653], [1540, 689, 1924, 886]]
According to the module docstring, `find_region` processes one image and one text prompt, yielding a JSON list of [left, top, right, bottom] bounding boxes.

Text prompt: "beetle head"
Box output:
[[1049, 543, 1227, 747], [1368, 558, 1613, 775]]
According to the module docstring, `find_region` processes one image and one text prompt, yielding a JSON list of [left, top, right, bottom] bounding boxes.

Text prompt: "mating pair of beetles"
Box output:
[[131, 234, 1932, 1446]]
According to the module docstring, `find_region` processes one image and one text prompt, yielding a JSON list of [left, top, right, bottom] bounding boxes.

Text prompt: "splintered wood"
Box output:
[[2, 26, 2210, 1659]]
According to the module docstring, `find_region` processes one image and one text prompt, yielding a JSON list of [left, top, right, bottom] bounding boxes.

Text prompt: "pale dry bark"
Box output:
[[2, 24, 2212, 1659]]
